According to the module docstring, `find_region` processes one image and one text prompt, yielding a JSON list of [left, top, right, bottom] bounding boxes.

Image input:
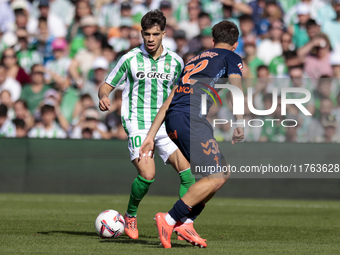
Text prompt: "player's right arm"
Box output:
[[98, 53, 131, 111], [98, 82, 114, 111], [139, 85, 178, 162]]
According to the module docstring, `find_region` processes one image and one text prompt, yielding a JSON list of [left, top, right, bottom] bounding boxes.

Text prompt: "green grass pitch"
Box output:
[[1, 194, 340, 255]]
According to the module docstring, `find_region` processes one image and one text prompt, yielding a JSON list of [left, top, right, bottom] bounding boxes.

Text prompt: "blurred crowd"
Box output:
[[0, 0, 340, 143]]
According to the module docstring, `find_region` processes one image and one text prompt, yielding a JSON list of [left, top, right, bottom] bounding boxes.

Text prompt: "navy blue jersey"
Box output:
[[167, 48, 243, 117]]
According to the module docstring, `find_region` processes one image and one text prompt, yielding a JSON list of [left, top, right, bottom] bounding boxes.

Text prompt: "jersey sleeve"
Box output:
[[226, 53, 243, 77], [105, 54, 132, 87]]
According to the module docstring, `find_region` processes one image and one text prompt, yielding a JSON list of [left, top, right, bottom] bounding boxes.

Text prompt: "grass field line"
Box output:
[[1, 194, 340, 209]]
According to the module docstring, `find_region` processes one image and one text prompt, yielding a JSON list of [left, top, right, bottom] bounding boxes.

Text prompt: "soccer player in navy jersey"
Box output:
[[139, 20, 245, 248]]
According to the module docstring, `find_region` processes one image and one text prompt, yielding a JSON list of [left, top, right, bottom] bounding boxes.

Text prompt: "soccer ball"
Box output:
[[95, 210, 125, 238]]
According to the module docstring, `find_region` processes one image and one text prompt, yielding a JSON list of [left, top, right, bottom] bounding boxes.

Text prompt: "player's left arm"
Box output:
[[229, 74, 245, 145], [139, 85, 178, 162]]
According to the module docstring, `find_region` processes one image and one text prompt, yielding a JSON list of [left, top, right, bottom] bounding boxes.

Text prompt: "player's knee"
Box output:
[[140, 172, 155, 181], [210, 173, 229, 192]]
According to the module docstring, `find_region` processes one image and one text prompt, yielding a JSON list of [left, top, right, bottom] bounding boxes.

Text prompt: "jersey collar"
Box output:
[[140, 43, 168, 58]]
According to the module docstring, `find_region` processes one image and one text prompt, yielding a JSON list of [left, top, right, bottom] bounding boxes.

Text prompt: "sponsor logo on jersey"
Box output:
[[136, 71, 172, 81], [238, 63, 243, 72], [136, 71, 145, 79]]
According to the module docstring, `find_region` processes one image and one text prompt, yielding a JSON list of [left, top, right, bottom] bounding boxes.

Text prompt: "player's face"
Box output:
[[141, 25, 165, 55]]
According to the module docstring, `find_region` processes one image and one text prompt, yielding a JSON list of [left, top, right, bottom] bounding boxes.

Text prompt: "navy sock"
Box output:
[[187, 202, 205, 221], [168, 199, 192, 222]]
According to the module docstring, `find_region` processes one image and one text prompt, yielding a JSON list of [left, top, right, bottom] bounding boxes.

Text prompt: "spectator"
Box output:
[[290, 2, 311, 49], [235, 14, 257, 58], [98, 0, 121, 34], [187, 12, 212, 54], [284, 117, 300, 142], [159, 0, 177, 29], [243, 37, 264, 78], [45, 38, 71, 85], [178, 1, 201, 40], [108, 20, 133, 53], [268, 32, 294, 77], [28, 104, 66, 138], [81, 56, 109, 109], [200, 28, 213, 52], [12, 118, 27, 137], [115, 28, 142, 61], [1, 48, 30, 86], [16, 28, 43, 74], [257, 19, 284, 65], [38, 0, 67, 38], [259, 96, 286, 142], [69, 15, 99, 58], [69, 32, 106, 89], [0, 90, 15, 119], [70, 107, 109, 139], [104, 89, 127, 140], [314, 114, 340, 142], [253, 65, 273, 110], [285, 0, 335, 27], [0, 64, 21, 102], [299, 34, 333, 78], [102, 44, 117, 71], [257, 0, 283, 38], [174, 30, 188, 58], [308, 98, 334, 141], [49, 0, 75, 28], [314, 76, 336, 117], [322, 0, 340, 50], [243, 98, 262, 142], [13, 99, 34, 130], [20, 64, 51, 114], [33, 17, 54, 64], [72, 94, 95, 124], [66, 0, 92, 42], [10, 0, 38, 35], [0, 1, 15, 33], [0, 104, 16, 137], [306, 19, 320, 43], [287, 63, 315, 115]]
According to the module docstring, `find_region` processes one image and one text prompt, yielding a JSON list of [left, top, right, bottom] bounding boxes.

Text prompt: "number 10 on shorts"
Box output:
[[130, 135, 142, 149]]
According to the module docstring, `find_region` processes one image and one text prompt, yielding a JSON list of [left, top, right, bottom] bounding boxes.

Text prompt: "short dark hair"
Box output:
[[38, 16, 47, 24], [12, 118, 26, 129], [0, 104, 8, 117], [306, 19, 318, 28], [212, 20, 239, 45], [41, 104, 55, 115], [15, 99, 28, 109], [257, 65, 268, 72], [198, 12, 211, 21], [239, 14, 253, 22], [141, 10, 166, 31]]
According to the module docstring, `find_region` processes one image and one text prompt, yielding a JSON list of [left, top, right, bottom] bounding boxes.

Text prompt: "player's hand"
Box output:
[[139, 135, 155, 163], [232, 127, 244, 145], [99, 96, 111, 111]]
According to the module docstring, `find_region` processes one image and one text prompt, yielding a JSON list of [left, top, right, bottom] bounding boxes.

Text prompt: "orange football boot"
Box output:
[[154, 213, 175, 248], [124, 214, 138, 239], [174, 222, 207, 248]]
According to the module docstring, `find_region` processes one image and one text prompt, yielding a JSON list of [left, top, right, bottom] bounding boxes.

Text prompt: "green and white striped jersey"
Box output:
[[105, 44, 184, 133]]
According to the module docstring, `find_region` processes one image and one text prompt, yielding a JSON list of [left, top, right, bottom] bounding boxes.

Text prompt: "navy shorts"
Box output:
[[165, 112, 225, 176]]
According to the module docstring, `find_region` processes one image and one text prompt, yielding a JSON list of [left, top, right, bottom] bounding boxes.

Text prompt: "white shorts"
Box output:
[[128, 126, 178, 163]]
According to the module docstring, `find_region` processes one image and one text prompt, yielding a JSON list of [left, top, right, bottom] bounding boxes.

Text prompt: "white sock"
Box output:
[[165, 213, 176, 225], [184, 218, 193, 224]]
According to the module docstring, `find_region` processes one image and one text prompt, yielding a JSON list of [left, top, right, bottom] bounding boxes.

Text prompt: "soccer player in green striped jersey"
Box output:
[[98, 10, 196, 240]]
